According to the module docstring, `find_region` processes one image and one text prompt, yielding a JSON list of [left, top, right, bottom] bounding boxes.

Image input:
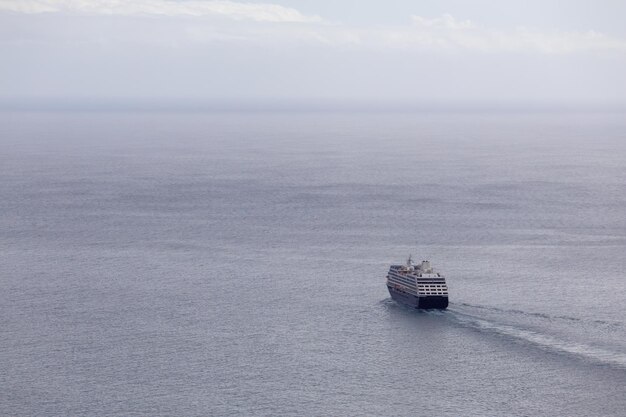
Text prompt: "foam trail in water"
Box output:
[[456, 302, 623, 328], [447, 309, 626, 369]]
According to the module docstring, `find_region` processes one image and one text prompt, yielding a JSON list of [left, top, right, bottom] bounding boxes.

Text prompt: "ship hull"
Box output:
[[387, 286, 448, 310]]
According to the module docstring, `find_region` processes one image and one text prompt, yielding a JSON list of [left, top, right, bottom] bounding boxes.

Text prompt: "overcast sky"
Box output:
[[2, 0, 626, 105]]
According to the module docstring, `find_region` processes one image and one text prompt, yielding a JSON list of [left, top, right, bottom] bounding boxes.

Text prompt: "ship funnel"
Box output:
[[421, 261, 431, 272]]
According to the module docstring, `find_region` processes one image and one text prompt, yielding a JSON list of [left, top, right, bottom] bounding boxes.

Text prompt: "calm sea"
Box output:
[[1, 110, 626, 416]]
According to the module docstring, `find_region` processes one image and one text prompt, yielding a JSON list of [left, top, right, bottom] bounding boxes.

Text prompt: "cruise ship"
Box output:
[[386, 256, 449, 309]]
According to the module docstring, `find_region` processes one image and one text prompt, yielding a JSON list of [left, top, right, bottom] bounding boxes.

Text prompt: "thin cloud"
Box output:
[[402, 14, 626, 54], [1, 3, 625, 54], [0, 0, 321, 23]]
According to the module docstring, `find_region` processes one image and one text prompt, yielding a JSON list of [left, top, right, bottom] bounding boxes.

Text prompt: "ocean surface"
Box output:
[[1, 110, 626, 416]]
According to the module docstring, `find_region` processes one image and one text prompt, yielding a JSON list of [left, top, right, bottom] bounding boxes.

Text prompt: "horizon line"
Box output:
[[2, 97, 626, 113]]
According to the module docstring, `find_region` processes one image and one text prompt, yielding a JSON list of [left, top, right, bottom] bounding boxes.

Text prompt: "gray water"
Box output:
[[1, 110, 626, 416]]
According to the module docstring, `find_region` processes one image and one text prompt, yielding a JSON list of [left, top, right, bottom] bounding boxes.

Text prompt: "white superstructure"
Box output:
[[386, 256, 449, 297]]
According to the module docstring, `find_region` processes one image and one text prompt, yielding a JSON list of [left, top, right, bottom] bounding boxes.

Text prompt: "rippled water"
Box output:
[[1, 110, 626, 416]]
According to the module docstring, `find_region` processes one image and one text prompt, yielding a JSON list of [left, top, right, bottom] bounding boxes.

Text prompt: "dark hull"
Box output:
[[387, 286, 448, 310]]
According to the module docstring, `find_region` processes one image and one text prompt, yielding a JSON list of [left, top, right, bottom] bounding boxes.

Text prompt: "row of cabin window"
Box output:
[[390, 271, 414, 279], [389, 281, 415, 290], [389, 275, 415, 285], [388, 282, 417, 293]]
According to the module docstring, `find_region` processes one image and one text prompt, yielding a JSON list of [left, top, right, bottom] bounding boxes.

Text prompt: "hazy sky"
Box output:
[[2, 0, 626, 104]]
